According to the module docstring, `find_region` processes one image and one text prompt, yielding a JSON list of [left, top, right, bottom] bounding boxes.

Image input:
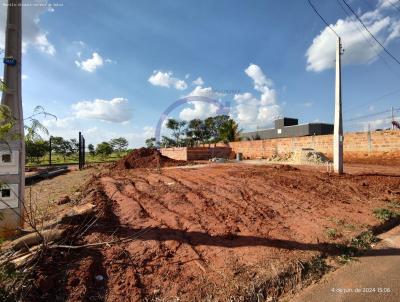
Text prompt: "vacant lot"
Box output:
[[27, 162, 400, 301]]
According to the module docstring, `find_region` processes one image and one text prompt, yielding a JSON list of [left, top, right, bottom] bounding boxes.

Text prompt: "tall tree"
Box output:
[[145, 137, 156, 148], [110, 137, 129, 155], [88, 143, 95, 157], [96, 141, 113, 158], [25, 139, 48, 163], [220, 119, 241, 142], [166, 119, 186, 146]]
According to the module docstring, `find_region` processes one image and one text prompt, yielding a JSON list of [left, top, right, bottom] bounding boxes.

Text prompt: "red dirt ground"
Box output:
[[115, 148, 187, 169], [28, 163, 400, 301]]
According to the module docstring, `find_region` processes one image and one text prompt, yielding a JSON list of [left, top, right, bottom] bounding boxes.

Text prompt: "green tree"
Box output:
[[96, 142, 113, 158], [220, 119, 241, 142], [159, 136, 175, 148], [88, 143, 95, 157], [166, 118, 186, 146], [51, 137, 76, 161], [110, 137, 128, 155], [145, 137, 156, 148], [187, 119, 209, 146], [25, 139, 48, 163]]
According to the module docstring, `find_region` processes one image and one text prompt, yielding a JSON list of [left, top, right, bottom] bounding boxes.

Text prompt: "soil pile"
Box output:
[[267, 149, 331, 165], [116, 148, 187, 169]]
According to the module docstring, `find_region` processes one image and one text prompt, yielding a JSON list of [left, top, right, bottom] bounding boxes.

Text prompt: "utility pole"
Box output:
[[0, 0, 24, 237], [333, 36, 343, 174]]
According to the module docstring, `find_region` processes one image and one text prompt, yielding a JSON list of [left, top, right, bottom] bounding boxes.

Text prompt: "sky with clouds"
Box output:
[[1, 0, 400, 147]]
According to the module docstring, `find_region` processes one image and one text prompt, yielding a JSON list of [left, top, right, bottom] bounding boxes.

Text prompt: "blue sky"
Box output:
[[1, 0, 400, 147]]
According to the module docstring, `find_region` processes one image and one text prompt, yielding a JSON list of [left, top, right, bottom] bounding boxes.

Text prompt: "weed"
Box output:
[[386, 200, 400, 209], [336, 231, 378, 264], [373, 208, 398, 221], [350, 231, 378, 249], [326, 228, 341, 239], [0, 263, 24, 301]]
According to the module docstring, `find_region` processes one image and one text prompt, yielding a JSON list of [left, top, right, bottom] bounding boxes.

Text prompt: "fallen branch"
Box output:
[[3, 229, 64, 251], [51, 226, 152, 249]]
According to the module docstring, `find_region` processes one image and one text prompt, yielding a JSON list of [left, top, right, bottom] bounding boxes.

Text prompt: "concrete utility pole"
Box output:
[[333, 36, 343, 174], [0, 0, 24, 236]]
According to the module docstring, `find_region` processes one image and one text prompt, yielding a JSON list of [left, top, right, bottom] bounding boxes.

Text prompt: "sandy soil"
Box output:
[[26, 162, 400, 301]]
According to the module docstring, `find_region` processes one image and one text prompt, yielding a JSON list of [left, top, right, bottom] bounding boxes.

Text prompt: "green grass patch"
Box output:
[[373, 208, 398, 221], [26, 152, 128, 167]]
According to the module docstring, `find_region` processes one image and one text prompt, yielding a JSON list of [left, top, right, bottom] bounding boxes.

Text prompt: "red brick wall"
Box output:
[[227, 130, 400, 161], [161, 147, 232, 161], [161, 130, 400, 163], [160, 147, 188, 161]]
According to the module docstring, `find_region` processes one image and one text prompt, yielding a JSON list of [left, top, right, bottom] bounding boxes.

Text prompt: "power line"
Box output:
[[344, 88, 400, 113], [344, 108, 400, 122], [342, 0, 400, 66], [307, 0, 339, 38], [335, 0, 400, 80], [386, 0, 400, 13]]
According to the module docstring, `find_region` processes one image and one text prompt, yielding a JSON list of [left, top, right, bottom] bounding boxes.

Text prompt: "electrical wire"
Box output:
[[344, 88, 400, 113], [344, 108, 400, 122], [342, 0, 400, 66], [336, 0, 400, 80], [307, 0, 339, 38], [386, 0, 400, 13]]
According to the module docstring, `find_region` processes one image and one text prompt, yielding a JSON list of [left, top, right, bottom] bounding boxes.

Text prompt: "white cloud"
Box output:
[[72, 98, 133, 123], [148, 70, 188, 90], [360, 117, 392, 131], [232, 64, 281, 129], [34, 33, 55, 55], [0, 0, 56, 55], [177, 85, 225, 120], [179, 101, 219, 121], [245, 64, 273, 90], [306, 3, 400, 72], [75, 52, 104, 73], [22, 74, 29, 80], [188, 85, 225, 98], [302, 101, 313, 107], [41, 113, 152, 148], [192, 77, 204, 86]]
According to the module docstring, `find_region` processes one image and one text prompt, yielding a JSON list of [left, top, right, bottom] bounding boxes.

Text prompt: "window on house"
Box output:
[[1, 189, 11, 198], [1, 154, 11, 163]]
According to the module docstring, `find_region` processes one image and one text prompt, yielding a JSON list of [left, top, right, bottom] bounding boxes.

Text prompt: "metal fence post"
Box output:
[[78, 132, 82, 170], [49, 136, 52, 166]]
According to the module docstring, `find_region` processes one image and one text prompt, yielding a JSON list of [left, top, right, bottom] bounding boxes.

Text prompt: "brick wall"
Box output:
[[161, 147, 232, 161], [227, 130, 400, 161], [161, 130, 400, 163], [160, 147, 188, 161]]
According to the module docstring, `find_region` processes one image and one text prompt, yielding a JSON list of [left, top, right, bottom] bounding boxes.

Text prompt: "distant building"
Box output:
[[241, 117, 334, 140]]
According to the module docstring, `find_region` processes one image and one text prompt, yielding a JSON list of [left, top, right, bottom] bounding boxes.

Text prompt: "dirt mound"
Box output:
[[116, 148, 187, 169], [267, 149, 331, 165]]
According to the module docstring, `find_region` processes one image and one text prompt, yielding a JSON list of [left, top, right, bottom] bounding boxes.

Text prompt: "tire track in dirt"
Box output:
[[70, 164, 400, 301], [100, 176, 213, 300], [171, 169, 275, 235]]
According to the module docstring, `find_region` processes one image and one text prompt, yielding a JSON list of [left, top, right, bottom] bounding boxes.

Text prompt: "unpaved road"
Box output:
[[26, 163, 400, 301], [290, 225, 400, 302]]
